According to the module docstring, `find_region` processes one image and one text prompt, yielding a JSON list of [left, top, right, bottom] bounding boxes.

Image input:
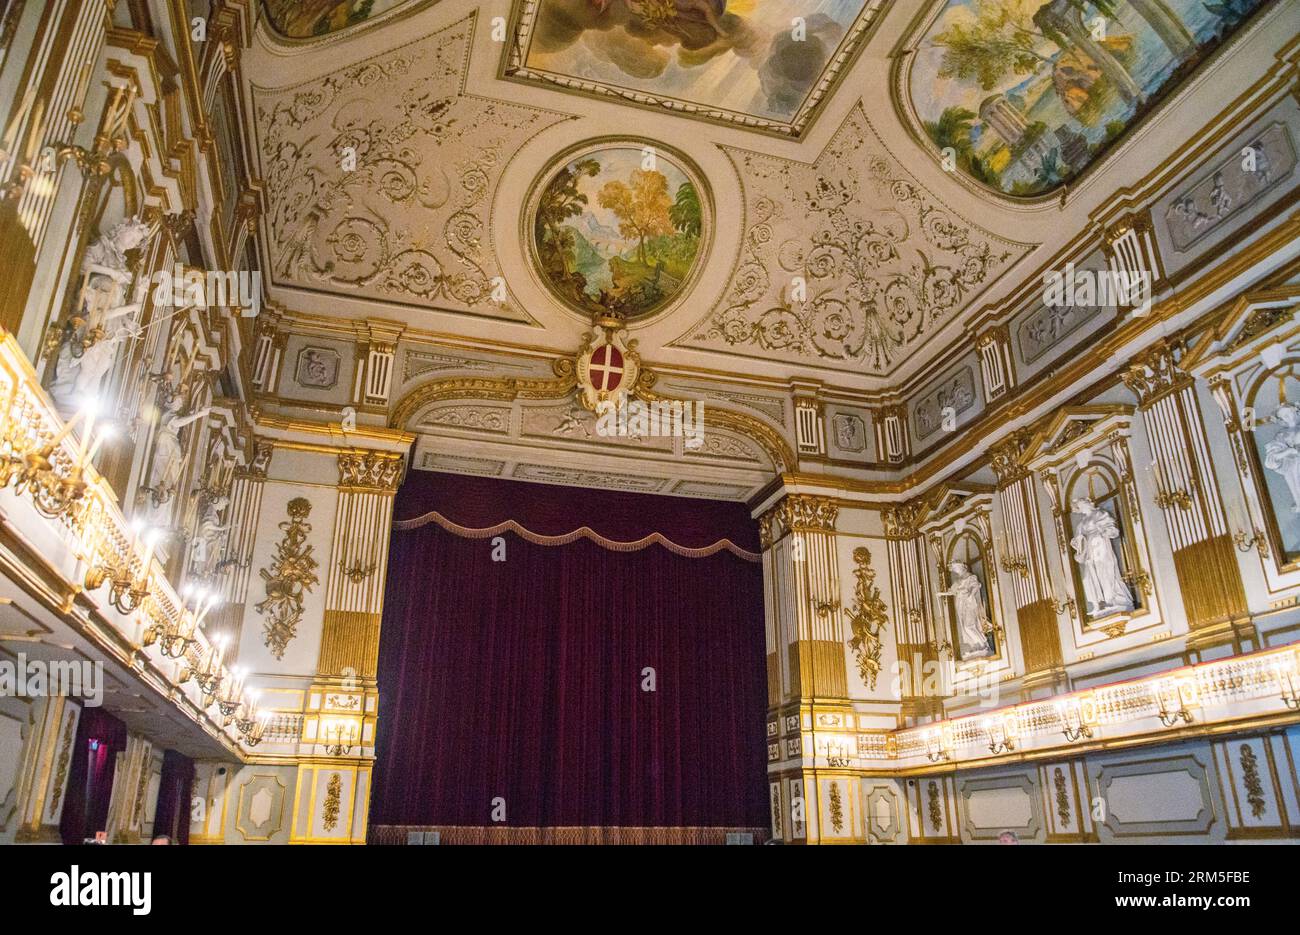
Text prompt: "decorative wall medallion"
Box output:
[[831, 413, 867, 452], [528, 140, 710, 321], [294, 347, 341, 390], [906, 0, 1268, 197], [913, 366, 976, 440], [1164, 122, 1296, 253], [503, 0, 891, 137], [256, 497, 320, 660], [253, 16, 565, 321], [680, 107, 1026, 373]]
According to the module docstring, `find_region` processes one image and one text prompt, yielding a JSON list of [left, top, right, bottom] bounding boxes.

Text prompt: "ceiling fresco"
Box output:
[[528, 141, 710, 320], [907, 0, 1268, 197], [262, 0, 417, 38], [504, 0, 892, 136]]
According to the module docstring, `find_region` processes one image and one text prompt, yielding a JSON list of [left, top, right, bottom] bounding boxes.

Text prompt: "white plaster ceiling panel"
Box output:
[[252, 15, 569, 323], [674, 106, 1033, 375]]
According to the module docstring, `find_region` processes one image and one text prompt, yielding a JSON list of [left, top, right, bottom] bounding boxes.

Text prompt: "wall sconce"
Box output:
[[189, 634, 226, 699], [1153, 677, 1196, 727], [820, 737, 851, 767], [324, 721, 358, 756], [338, 558, 378, 584], [984, 715, 1018, 755], [924, 727, 951, 763], [235, 692, 266, 747], [998, 552, 1029, 579], [1051, 594, 1078, 620], [1057, 696, 1096, 743], [1233, 528, 1269, 559], [1152, 460, 1194, 511], [217, 666, 246, 721], [1277, 653, 1300, 711]]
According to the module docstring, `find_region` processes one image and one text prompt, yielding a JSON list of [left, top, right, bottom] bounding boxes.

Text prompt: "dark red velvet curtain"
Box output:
[[370, 472, 769, 837], [60, 706, 127, 844], [153, 749, 195, 843]]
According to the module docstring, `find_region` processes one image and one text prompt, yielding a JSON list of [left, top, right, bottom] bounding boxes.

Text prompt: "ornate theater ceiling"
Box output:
[[244, 0, 1275, 394]]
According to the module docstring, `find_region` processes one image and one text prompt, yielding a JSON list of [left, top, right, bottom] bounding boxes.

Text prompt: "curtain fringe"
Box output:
[[393, 510, 761, 562]]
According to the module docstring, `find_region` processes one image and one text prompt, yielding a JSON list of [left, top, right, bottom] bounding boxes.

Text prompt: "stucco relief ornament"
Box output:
[[576, 313, 642, 413]]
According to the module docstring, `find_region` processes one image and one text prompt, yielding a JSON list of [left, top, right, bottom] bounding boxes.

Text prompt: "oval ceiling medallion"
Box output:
[[527, 139, 711, 322]]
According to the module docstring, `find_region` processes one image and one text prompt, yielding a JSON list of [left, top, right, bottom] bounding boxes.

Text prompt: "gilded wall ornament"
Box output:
[[338, 451, 404, 491], [927, 781, 942, 832], [679, 107, 1026, 374], [1053, 767, 1071, 828], [323, 772, 341, 832], [49, 713, 75, 815], [256, 498, 320, 660], [846, 548, 889, 691], [1239, 744, 1267, 818], [828, 781, 844, 834]]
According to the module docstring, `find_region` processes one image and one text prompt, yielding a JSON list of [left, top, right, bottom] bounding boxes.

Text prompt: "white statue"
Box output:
[[50, 300, 142, 407], [938, 561, 993, 659], [49, 217, 153, 408], [145, 394, 211, 508], [1263, 404, 1300, 513], [1070, 498, 1134, 616], [191, 492, 231, 570]]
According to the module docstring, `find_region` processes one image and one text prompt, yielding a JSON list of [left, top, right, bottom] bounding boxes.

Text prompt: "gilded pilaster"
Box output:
[[9, 696, 79, 843], [1123, 340, 1252, 651]]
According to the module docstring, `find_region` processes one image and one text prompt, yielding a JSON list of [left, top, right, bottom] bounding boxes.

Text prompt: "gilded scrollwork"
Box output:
[[681, 107, 1026, 373]]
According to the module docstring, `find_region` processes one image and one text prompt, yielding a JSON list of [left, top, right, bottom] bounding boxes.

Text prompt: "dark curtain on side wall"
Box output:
[[152, 749, 195, 844], [60, 706, 127, 844], [370, 472, 769, 833]]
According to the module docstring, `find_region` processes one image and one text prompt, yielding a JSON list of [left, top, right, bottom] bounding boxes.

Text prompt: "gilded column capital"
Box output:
[[758, 493, 838, 548], [881, 501, 924, 539], [338, 450, 404, 491], [988, 428, 1036, 486], [1122, 338, 1192, 405]]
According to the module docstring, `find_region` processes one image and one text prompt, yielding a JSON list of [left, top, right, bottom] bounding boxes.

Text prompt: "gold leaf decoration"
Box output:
[[256, 497, 319, 660], [846, 547, 889, 690], [829, 781, 844, 834], [323, 773, 341, 832], [1239, 744, 1267, 818], [1054, 767, 1071, 827]]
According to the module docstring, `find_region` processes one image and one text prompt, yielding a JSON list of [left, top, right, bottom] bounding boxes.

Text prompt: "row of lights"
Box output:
[[0, 391, 264, 746]]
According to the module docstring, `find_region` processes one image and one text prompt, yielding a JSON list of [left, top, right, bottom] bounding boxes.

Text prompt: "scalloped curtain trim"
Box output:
[[393, 510, 761, 562]]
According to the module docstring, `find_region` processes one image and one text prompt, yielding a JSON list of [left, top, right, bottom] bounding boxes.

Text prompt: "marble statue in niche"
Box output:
[[48, 217, 153, 408], [1262, 404, 1300, 514], [938, 561, 993, 660], [1070, 498, 1134, 617], [144, 391, 211, 511]]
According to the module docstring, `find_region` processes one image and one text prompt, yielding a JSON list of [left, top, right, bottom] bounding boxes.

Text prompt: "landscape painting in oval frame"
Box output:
[[907, 0, 1268, 198], [528, 141, 711, 321]]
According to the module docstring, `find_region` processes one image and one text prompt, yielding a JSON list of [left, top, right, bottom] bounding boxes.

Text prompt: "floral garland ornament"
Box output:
[[846, 547, 889, 690], [256, 497, 319, 660]]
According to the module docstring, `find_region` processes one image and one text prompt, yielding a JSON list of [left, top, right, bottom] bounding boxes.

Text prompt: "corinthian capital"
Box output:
[[1122, 338, 1190, 405]]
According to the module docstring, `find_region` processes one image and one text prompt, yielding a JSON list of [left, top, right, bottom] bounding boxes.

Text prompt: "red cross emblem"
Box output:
[[588, 344, 624, 392]]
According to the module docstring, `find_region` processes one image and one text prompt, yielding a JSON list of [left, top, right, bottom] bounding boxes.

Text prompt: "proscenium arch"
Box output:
[[389, 368, 796, 476]]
